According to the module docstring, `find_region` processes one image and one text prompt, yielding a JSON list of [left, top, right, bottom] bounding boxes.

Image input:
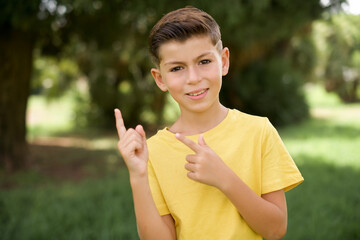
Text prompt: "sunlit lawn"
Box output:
[[282, 84, 360, 240], [1, 84, 360, 239]]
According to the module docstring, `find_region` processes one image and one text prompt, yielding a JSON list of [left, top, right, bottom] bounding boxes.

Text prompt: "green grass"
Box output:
[[0, 170, 137, 240], [1, 84, 360, 239], [282, 84, 360, 240], [282, 117, 360, 239]]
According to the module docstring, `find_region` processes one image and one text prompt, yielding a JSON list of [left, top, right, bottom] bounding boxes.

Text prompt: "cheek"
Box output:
[[164, 75, 184, 91], [208, 67, 222, 82], [203, 62, 221, 76], [167, 83, 183, 96]]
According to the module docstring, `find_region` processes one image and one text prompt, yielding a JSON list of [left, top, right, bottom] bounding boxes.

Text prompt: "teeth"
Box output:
[[188, 89, 206, 96]]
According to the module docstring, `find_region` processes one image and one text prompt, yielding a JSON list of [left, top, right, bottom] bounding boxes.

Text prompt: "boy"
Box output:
[[115, 6, 303, 240]]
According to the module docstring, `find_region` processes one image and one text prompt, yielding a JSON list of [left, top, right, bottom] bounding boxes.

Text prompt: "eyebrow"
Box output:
[[163, 51, 214, 66]]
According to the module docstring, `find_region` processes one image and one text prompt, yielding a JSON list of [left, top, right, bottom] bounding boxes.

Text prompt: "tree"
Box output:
[[203, 0, 334, 125], [0, 29, 34, 170], [0, 0, 171, 171], [0, 1, 44, 171], [0, 0, 347, 171], [57, 0, 347, 127], [0, 0, 140, 171], [315, 14, 360, 102]]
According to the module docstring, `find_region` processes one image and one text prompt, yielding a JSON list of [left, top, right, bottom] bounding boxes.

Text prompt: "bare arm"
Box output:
[[115, 109, 176, 240], [176, 133, 287, 240], [219, 169, 287, 240], [130, 175, 176, 240]]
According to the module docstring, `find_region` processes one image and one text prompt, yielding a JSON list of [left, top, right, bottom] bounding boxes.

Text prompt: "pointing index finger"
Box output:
[[175, 133, 200, 153], [114, 108, 126, 139]]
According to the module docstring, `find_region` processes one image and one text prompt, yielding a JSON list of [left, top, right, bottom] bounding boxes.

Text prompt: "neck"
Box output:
[[170, 103, 228, 136]]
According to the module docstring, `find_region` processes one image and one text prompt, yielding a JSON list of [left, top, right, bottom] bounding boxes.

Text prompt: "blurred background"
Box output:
[[0, 0, 359, 239]]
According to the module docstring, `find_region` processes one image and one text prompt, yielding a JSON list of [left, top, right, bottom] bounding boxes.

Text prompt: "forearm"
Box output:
[[114, 110, 173, 239], [130, 174, 176, 240], [218, 169, 287, 240]]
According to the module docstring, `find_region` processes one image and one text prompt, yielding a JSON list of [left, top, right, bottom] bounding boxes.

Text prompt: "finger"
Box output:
[[114, 108, 126, 139], [184, 162, 196, 172], [135, 125, 146, 140], [185, 154, 197, 163], [118, 133, 143, 153], [175, 133, 200, 153], [187, 171, 197, 181], [118, 140, 142, 159], [121, 128, 142, 147], [198, 134, 207, 147]]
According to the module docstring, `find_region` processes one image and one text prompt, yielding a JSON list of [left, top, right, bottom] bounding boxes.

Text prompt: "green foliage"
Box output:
[[221, 54, 310, 125], [62, 0, 331, 127], [0, 0, 42, 31], [32, 56, 80, 98], [2, 0, 349, 130], [27, 95, 76, 138], [2, 84, 360, 239], [205, 0, 328, 125], [313, 14, 360, 102]]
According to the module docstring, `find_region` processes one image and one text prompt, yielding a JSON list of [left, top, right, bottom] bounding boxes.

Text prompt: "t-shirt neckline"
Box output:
[[161, 108, 233, 140]]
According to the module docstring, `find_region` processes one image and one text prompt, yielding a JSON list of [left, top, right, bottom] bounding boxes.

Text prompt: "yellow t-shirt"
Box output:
[[147, 109, 303, 240]]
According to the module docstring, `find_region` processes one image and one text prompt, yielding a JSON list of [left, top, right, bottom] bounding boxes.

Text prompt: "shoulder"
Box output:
[[147, 128, 175, 152], [225, 109, 279, 145], [227, 108, 269, 130], [147, 128, 166, 144]]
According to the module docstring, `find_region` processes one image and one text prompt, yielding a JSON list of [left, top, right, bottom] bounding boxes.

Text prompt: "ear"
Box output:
[[221, 47, 230, 76], [151, 68, 168, 92]]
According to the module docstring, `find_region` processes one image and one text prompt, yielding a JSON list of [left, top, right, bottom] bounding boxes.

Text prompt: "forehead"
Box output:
[[158, 35, 218, 64]]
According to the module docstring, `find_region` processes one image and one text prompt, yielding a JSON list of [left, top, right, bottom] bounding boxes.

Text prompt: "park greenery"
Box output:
[[3, 0, 360, 170], [0, 1, 359, 239], [1, 84, 359, 239]]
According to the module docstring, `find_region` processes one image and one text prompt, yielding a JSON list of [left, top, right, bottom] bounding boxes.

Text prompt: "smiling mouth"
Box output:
[[186, 89, 208, 96]]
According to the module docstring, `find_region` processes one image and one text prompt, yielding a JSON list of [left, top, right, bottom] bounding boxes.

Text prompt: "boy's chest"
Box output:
[[154, 138, 263, 201]]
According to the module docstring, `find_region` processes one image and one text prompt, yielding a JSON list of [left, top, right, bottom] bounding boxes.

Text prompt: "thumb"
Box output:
[[135, 125, 146, 140], [198, 134, 207, 146]]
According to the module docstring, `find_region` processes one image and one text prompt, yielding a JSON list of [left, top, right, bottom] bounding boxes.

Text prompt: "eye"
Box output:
[[170, 66, 183, 72], [199, 59, 211, 65]]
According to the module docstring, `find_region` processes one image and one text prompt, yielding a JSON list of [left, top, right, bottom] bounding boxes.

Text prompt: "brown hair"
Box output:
[[148, 6, 222, 66]]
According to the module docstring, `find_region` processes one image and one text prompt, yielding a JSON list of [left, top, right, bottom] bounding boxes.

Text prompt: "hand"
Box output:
[[115, 108, 148, 178], [175, 133, 230, 188]]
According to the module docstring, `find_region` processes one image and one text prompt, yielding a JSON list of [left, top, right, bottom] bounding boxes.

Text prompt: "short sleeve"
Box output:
[[147, 160, 171, 215], [261, 118, 304, 194]]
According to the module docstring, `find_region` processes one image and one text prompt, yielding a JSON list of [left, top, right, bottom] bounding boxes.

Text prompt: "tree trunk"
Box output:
[[0, 29, 34, 172]]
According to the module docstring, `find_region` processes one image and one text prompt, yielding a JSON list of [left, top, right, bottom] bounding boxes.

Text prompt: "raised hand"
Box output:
[[175, 133, 230, 188], [115, 108, 149, 178]]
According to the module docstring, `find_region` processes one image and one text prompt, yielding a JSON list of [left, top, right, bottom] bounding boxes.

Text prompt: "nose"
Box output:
[[186, 66, 201, 85]]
